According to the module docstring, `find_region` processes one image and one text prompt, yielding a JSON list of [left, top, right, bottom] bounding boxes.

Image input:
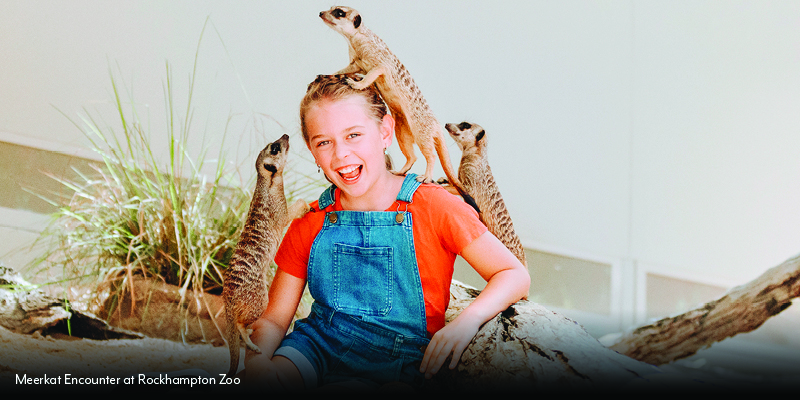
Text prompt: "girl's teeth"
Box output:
[[338, 165, 361, 181]]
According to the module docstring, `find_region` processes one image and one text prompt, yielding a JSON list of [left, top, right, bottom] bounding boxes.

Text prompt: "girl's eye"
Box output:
[[315, 140, 330, 147], [348, 133, 361, 139]]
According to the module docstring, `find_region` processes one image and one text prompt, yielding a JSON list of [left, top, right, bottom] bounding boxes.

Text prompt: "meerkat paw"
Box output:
[[346, 74, 369, 90], [435, 177, 449, 186], [236, 325, 261, 353], [244, 341, 262, 354], [346, 79, 368, 90], [242, 334, 262, 354], [288, 199, 311, 220], [415, 174, 435, 184]]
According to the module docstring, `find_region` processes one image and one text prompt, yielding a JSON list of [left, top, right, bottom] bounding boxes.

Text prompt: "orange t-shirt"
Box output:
[[274, 183, 487, 337]]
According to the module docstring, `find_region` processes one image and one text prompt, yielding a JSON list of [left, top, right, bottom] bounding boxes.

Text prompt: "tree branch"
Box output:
[[605, 253, 800, 365]]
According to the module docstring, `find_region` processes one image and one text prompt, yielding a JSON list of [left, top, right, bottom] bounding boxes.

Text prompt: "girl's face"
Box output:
[[305, 95, 394, 205]]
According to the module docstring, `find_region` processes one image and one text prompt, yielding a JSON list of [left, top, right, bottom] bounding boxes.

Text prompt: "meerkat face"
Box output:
[[256, 134, 290, 178], [319, 6, 362, 37], [445, 122, 486, 152]]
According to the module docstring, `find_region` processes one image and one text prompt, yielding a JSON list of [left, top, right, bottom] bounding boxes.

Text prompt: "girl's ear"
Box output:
[[379, 114, 395, 148]]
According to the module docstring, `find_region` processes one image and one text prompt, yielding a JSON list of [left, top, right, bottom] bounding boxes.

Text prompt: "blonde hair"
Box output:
[[299, 74, 389, 144]]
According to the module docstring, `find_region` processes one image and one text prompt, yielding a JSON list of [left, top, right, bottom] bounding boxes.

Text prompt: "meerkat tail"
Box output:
[[226, 313, 241, 379], [434, 134, 480, 213]]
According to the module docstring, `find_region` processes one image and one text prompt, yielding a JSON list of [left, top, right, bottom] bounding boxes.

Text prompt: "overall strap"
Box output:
[[396, 173, 421, 203], [318, 185, 337, 210], [317, 173, 422, 209]]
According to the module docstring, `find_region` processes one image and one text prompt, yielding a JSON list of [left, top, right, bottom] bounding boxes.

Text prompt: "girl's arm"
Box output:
[[419, 231, 531, 378], [244, 268, 306, 383]]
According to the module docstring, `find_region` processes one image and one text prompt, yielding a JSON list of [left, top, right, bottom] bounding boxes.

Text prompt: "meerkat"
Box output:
[[319, 6, 478, 211], [445, 122, 528, 268], [222, 134, 309, 378]]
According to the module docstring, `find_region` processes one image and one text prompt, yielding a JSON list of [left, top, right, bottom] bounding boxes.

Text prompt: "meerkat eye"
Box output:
[[270, 142, 281, 155], [457, 122, 472, 130], [332, 8, 345, 18]]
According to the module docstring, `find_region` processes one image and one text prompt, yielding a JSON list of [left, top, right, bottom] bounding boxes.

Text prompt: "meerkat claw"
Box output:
[[346, 77, 368, 90], [415, 175, 435, 184], [244, 340, 262, 354]]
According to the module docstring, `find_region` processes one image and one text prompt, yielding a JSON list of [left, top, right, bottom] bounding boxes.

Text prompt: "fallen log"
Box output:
[[428, 280, 661, 392], [0, 264, 142, 340], [604, 252, 800, 365]]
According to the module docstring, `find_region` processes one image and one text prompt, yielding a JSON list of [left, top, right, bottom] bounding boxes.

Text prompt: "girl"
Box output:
[[243, 75, 530, 391]]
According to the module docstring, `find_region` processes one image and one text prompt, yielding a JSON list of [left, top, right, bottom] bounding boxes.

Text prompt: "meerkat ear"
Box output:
[[475, 129, 486, 142], [353, 14, 361, 28]]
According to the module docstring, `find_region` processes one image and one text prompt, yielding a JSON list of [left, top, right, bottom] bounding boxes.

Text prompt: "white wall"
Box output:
[[630, 2, 800, 283], [2, 0, 799, 327]]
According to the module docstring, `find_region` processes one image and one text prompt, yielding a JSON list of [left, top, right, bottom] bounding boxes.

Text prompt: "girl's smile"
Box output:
[[336, 164, 362, 182]]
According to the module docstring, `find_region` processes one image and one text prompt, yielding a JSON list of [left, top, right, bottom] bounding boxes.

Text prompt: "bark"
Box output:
[[428, 280, 660, 392], [605, 252, 800, 365]]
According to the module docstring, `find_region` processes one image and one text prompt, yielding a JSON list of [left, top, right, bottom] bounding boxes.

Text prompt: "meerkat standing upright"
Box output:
[[445, 122, 528, 268], [222, 134, 309, 378], [319, 6, 478, 210]]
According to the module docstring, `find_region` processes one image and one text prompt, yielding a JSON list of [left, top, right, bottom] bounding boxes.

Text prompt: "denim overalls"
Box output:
[[274, 174, 431, 389]]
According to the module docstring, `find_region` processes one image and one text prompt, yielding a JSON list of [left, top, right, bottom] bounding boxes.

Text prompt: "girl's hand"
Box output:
[[419, 231, 530, 379], [244, 350, 280, 386], [242, 268, 306, 388], [244, 350, 302, 389], [419, 314, 483, 378]]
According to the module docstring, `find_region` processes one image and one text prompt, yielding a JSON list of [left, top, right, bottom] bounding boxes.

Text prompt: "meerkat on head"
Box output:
[[318, 6, 480, 213]]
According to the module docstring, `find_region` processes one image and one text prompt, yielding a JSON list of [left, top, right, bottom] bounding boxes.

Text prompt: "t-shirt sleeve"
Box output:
[[274, 216, 313, 280], [427, 186, 488, 255]]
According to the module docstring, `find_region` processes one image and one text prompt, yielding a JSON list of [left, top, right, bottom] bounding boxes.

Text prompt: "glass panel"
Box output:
[[0, 141, 93, 214], [453, 248, 612, 315], [645, 273, 727, 320]]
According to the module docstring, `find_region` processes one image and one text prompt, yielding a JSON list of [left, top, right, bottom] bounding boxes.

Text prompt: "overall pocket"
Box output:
[[332, 243, 393, 316]]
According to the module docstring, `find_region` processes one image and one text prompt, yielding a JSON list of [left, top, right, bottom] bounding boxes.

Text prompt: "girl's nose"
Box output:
[[333, 142, 351, 161]]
